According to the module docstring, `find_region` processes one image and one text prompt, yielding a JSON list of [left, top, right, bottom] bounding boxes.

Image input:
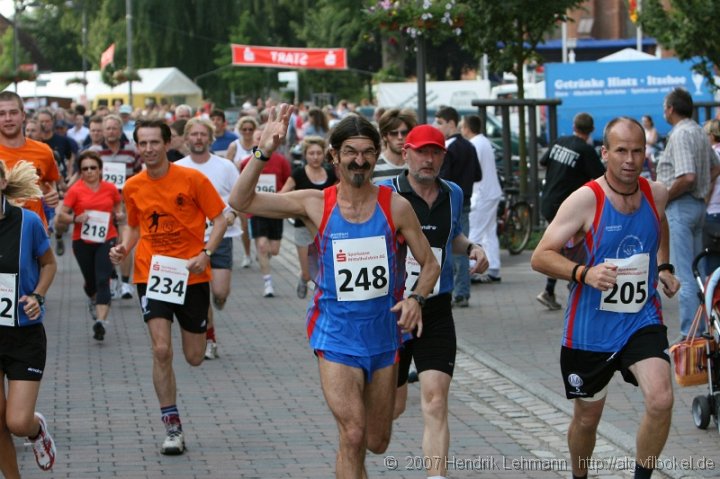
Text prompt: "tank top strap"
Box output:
[[638, 176, 660, 222], [318, 185, 338, 237], [377, 185, 395, 233]]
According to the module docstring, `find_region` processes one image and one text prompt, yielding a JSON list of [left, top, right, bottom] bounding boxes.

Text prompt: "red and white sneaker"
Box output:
[[30, 412, 56, 471]]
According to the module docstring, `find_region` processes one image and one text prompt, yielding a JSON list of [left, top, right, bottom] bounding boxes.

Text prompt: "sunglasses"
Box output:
[[241, 128, 255, 132], [387, 129, 409, 138], [81, 165, 99, 171]]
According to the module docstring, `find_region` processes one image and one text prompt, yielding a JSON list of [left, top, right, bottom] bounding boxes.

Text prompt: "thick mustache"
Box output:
[[348, 162, 370, 171]]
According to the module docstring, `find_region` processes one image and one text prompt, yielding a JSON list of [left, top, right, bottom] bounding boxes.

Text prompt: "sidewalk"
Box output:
[[14, 232, 719, 478]]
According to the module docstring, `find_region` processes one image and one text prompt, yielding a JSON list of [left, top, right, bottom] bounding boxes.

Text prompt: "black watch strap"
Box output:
[[30, 293, 45, 306], [408, 293, 426, 308], [658, 263, 674, 274]]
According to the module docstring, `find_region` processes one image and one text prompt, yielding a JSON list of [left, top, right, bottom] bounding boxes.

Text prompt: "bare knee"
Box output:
[[153, 342, 173, 365], [340, 424, 366, 453], [185, 349, 204, 366], [646, 388, 673, 417], [367, 428, 391, 454], [5, 413, 35, 437], [572, 402, 603, 434], [421, 389, 448, 421]]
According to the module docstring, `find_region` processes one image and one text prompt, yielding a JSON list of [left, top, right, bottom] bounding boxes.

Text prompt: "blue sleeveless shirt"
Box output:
[[306, 185, 405, 356], [563, 177, 663, 352]]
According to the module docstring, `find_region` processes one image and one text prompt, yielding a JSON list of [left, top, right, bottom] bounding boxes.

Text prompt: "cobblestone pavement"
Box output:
[[12, 230, 719, 478]]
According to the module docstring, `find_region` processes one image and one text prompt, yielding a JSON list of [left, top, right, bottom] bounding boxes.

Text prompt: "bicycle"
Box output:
[[496, 175, 532, 255]]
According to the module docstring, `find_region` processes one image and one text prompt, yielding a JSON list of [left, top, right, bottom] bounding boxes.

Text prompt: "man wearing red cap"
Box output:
[[230, 108, 441, 478], [380, 124, 488, 479]]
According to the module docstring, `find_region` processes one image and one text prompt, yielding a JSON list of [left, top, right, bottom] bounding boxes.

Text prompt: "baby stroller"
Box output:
[[684, 250, 720, 431]]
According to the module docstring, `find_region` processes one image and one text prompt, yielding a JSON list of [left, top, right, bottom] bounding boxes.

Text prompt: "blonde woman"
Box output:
[[279, 136, 337, 298], [0, 160, 58, 474]]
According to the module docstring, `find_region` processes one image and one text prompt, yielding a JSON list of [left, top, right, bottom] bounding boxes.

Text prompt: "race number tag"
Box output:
[[333, 236, 389, 301], [146, 255, 190, 305], [0, 273, 17, 327], [80, 210, 111, 243], [404, 247, 442, 298], [256, 174, 277, 193], [600, 253, 650, 313], [102, 162, 126, 188]]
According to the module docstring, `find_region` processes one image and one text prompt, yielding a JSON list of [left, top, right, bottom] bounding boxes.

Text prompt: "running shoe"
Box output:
[[161, 425, 185, 455], [120, 282, 133, 299], [30, 412, 56, 471], [263, 280, 274, 298], [407, 369, 419, 384], [296, 278, 308, 299], [241, 256, 252, 268], [536, 291, 562, 310], [55, 238, 64, 256], [93, 321, 105, 341], [87, 298, 97, 321], [471, 273, 502, 284], [110, 279, 119, 300], [452, 296, 469, 308], [204, 340, 218, 360]]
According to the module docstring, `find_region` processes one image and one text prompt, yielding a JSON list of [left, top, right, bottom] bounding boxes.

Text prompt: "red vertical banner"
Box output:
[[231, 44, 347, 70]]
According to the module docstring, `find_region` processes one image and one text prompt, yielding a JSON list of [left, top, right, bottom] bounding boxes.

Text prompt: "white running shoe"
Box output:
[[120, 282, 133, 299], [204, 340, 218, 359], [241, 256, 251, 268], [30, 412, 56, 471], [161, 427, 185, 455], [110, 279, 119, 299], [263, 280, 275, 298], [87, 298, 97, 321]]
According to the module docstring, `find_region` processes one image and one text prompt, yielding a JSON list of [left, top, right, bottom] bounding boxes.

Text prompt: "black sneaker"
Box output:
[[452, 296, 469, 308], [407, 370, 419, 383], [55, 238, 64, 256], [93, 321, 105, 341]]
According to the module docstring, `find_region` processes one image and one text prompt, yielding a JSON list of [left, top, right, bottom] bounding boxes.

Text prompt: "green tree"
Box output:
[[639, 0, 720, 89], [461, 0, 584, 193]]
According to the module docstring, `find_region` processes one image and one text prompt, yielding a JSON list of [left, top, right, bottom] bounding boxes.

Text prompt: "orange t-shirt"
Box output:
[[0, 139, 60, 227], [123, 163, 225, 285]]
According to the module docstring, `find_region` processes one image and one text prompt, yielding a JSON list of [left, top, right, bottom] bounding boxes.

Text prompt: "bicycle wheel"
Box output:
[[505, 201, 532, 255]]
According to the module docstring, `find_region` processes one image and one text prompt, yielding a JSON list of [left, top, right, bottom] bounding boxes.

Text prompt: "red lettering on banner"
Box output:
[[231, 44, 347, 70]]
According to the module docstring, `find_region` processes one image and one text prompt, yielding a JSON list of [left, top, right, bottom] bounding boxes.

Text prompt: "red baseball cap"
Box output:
[[404, 124, 446, 151]]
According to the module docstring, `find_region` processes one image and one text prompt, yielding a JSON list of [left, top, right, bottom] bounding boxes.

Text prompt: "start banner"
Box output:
[[231, 44, 347, 70]]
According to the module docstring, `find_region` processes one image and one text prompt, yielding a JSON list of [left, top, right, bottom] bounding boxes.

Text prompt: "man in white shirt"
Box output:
[[176, 118, 241, 359], [462, 114, 502, 282]]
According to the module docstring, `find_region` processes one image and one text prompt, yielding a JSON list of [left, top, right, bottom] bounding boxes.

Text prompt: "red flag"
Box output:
[[100, 43, 115, 70]]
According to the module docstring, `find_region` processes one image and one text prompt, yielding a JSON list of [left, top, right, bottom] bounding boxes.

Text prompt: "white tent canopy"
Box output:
[[4, 67, 202, 107], [597, 48, 658, 62]]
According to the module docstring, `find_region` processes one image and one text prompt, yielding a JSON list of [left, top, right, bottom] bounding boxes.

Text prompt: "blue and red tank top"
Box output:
[[563, 177, 663, 352], [306, 185, 405, 356]]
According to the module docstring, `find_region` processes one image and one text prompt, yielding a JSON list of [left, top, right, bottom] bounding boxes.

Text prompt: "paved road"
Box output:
[[13, 232, 720, 478]]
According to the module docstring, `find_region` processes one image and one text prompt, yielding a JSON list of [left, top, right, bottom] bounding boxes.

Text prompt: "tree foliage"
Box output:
[[639, 0, 720, 88], [460, 0, 584, 192]]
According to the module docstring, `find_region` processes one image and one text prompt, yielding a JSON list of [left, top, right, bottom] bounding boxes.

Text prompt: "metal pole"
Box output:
[[636, 0, 643, 52], [416, 36, 427, 124], [13, 1, 19, 93], [82, 3, 88, 100], [126, 0, 133, 107], [561, 22, 567, 63]]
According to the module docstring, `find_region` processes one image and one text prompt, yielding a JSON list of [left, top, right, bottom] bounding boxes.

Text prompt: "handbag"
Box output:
[[669, 308, 714, 387]]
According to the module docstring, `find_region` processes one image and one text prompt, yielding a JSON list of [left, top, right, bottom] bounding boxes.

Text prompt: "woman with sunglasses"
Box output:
[[56, 151, 122, 341]]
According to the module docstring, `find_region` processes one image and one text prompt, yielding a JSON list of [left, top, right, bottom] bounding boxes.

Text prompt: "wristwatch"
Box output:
[[204, 249, 213, 257], [407, 293, 426, 308], [252, 146, 269, 161], [30, 293, 45, 306], [658, 263, 675, 274]]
